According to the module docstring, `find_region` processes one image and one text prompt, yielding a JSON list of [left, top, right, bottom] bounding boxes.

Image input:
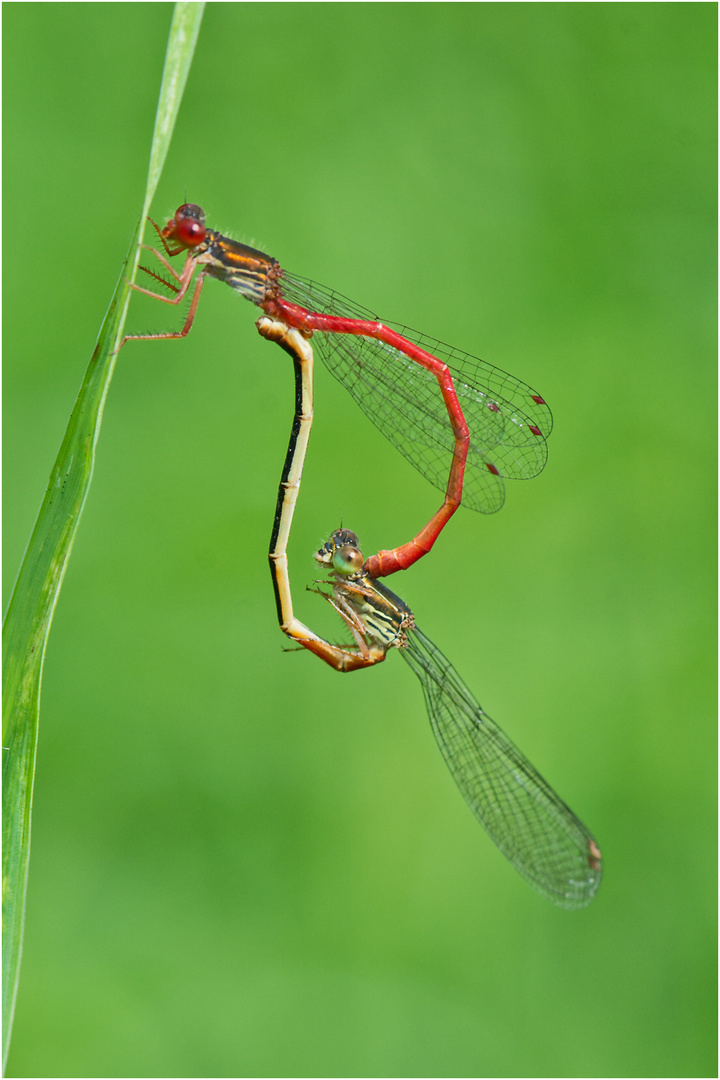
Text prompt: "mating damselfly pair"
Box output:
[[122, 203, 602, 908]]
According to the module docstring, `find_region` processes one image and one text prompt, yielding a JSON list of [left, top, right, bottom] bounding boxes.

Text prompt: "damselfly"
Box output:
[[126, 204, 552, 577], [280, 526, 602, 909], [259, 317, 598, 906]]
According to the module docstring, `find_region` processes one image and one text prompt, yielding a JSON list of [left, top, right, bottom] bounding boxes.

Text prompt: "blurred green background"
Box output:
[[3, 4, 716, 1077]]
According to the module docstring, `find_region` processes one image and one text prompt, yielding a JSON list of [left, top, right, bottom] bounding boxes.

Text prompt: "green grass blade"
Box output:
[[1, 3, 205, 1065], [146, 2, 205, 209]]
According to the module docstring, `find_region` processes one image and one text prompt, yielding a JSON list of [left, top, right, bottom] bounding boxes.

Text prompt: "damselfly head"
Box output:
[[162, 203, 207, 249], [315, 529, 363, 576]]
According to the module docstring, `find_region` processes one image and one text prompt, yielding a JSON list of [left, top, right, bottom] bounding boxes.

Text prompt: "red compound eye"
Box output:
[[174, 216, 206, 247], [165, 204, 207, 248]]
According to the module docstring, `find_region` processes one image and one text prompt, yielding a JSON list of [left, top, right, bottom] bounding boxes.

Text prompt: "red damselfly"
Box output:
[[276, 526, 601, 909], [126, 204, 552, 577]]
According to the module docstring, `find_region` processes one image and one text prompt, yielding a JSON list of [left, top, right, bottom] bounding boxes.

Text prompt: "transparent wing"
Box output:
[[280, 274, 552, 515], [401, 626, 601, 908]]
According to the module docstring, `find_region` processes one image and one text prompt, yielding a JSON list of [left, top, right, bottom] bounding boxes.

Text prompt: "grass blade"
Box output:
[[1, 3, 205, 1066]]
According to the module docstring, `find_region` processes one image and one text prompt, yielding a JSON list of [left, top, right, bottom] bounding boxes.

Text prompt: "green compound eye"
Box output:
[[332, 544, 364, 576]]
